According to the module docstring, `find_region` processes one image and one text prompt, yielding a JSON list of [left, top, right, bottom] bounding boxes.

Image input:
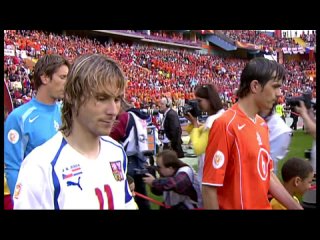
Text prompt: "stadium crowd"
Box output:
[[4, 30, 316, 111], [219, 30, 316, 49]]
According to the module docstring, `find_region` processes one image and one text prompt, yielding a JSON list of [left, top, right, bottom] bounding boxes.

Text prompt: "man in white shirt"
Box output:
[[260, 104, 292, 176]]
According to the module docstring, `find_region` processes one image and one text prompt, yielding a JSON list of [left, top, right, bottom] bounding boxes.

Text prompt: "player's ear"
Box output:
[[40, 74, 50, 85], [294, 176, 301, 186], [250, 80, 260, 94]]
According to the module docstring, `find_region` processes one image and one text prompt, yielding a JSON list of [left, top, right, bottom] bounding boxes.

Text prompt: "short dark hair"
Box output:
[[33, 54, 70, 90], [281, 157, 313, 182], [237, 58, 286, 98], [157, 150, 188, 170]]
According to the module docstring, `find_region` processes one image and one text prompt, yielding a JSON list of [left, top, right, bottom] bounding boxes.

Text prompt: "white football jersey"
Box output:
[[13, 132, 136, 209]]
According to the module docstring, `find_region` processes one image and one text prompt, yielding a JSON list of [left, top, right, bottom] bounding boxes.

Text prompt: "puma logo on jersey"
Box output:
[[29, 115, 39, 123], [67, 176, 82, 190], [237, 124, 246, 130]]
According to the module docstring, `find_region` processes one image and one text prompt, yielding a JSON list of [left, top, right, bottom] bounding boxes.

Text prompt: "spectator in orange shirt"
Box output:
[[202, 58, 303, 209]]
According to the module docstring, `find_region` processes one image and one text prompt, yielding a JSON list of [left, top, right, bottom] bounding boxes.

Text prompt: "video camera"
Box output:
[[180, 99, 201, 117], [152, 109, 159, 116], [286, 92, 315, 109], [134, 166, 157, 178]]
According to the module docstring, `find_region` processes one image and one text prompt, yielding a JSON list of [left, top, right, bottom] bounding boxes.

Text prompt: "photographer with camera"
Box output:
[[286, 93, 316, 175], [184, 84, 225, 184], [295, 100, 316, 175], [158, 97, 184, 158], [143, 150, 202, 209], [287, 92, 314, 131], [295, 101, 316, 139]]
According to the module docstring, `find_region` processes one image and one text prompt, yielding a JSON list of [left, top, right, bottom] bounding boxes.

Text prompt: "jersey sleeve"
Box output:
[[270, 132, 292, 161], [202, 118, 232, 186], [190, 126, 208, 156], [13, 153, 50, 209], [4, 112, 27, 195]]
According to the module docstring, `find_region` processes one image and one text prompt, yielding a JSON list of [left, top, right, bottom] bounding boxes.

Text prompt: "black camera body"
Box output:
[[134, 168, 149, 176], [181, 99, 201, 117], [286, 92, 313, 109], [152, 109, 159, 116], [134, 166, 157, 177]]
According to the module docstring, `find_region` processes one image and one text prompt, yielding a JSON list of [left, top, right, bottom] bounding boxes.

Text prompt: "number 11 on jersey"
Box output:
[[95, 185, 114, 209]]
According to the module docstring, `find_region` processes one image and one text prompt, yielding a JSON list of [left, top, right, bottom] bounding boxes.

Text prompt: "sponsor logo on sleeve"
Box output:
[[212, 150, 225, 169], [8, 129, 19, 144]]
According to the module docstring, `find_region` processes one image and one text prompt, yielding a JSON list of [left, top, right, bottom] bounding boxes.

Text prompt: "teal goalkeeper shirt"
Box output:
[[4, 98, 62, 195]]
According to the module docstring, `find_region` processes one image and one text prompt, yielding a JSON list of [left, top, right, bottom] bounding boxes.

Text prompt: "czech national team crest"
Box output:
[[110, 161, 124, 181]]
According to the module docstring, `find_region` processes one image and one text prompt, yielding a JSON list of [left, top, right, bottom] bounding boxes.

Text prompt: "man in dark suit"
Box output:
[[159, 97, 184, 158]]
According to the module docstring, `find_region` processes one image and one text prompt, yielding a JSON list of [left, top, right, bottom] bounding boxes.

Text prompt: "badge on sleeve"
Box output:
[[8, 129, 19, 144], [14, 183, 22, 199], [212, 150, 225, 169]]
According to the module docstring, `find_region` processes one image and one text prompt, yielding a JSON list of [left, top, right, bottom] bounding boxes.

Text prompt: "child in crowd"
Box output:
[[127, 175, 139, 209], [271, 157, 314, 209]]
